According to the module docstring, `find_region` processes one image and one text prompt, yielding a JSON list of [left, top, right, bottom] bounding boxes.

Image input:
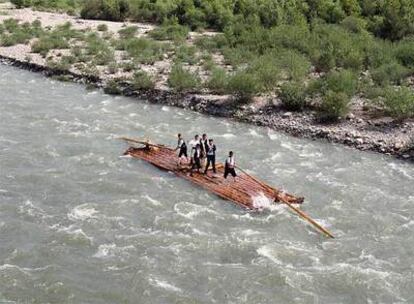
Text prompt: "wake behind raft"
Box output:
[[120, 137, 334, 238]]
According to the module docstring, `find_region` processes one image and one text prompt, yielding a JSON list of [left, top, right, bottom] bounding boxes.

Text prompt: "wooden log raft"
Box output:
[[121, 137, 334, 238], [121, 137, 304, 210]]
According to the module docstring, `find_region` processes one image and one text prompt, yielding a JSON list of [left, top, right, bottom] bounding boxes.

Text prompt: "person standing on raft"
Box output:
[[188, 134, 200, 165], [204, 139, 216, 175], [175, 133, 188, 166], [224, 151, 237, 182], [200, 133, 208, 167], [190, 144, 202, 176]]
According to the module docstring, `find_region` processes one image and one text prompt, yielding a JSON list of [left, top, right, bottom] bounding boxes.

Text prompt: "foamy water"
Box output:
[[1, 65, 414, 303]]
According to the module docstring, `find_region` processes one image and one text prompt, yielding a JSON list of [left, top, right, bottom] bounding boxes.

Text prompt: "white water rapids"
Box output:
[[1, 65, 413, 303]]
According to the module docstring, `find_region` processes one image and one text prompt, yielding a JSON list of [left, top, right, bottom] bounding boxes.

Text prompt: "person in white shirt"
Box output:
[[224, 151, 237, 182], [189, 135, 200, 152], [188, 134, 200, 165]]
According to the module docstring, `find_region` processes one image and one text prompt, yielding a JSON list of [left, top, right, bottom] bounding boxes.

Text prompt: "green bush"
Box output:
[[132, 70, 154, 90], [121, 38, 167, 64], [194, 35, 223, 52], [318, 90, 350, 122], [81, 0, 129, 22], [174, 45, 198, 65], [118, 26, 138, 39], [31, 34, 69, 57], [341, 16, 367, 34], [46, 57, 71, 71], [168, 64, 200, 92], [248, 54, 280, 92], [85, 33, 114, 65], [222, 47, 255, 66], [310, 24, 364, 71], [120, 61, 135, 72], [11, 0, 80, 12], [226, 70, 260, 102], [270, 25, 310, 54], [0, 19, 40, 46], [97, 24, 108, 32], [149, 19, 189, 42], [279, 82, 306, 111], [104, 79, 122, 95], [364, 39, 395, 69], [382, 87, 414, 119], [395, 39, 414, 68], [275, 49, 310, 81], [206, 67, 229, 94], [10, 0, 31, 8], [3, 18, 19, 32], [324, 69, 358, 97], [371, 63, 410, 86]]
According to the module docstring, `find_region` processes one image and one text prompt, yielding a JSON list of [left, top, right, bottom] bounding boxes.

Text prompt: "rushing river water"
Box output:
[[1, 64, 414, 304]]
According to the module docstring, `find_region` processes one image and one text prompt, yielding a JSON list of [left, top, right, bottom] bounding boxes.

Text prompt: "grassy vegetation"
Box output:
[[132, 70, 154, 90], [226, 70, 261, 102], [149, 18, 189, 42], [0, 19, 43, 46], [279, 82, 307, 111], [104, 79, 122, 94], [11, 0, 82, 14], [4, 0, 414, 119], [85, 32, 114, 65], [382, 87, 414, 119], [117, 37, 169, 64], [168, 64, 200, 92], [319, 91, 351, 122], [206, 67, 228, 94]]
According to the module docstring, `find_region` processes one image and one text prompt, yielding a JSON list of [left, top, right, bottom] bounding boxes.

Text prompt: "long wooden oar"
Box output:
[[278, 198, 334, 238], [120, 137, 173, 150], [236, 165, 334, 239]]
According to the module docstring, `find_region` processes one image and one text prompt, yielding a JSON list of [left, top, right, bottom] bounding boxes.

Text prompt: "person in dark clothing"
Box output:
[[190, 144, 202, 176], [175, 133, 188, 166], [224, 151, 237, 182], [204, 139, 216, 175], [200, 133, 208, 166], [200, 134, 208, 155]]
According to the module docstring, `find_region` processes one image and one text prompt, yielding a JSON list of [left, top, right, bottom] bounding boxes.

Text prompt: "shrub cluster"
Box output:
[[67, 0, 414, 41], [279, 82, 306, 111], [0, 19, 43, 47], [149, 18, 189, 42], [11, 0, 81, 14], [132, 70, 154, 90], [382, 87, 414, 119], [168, 64, 200, 92], [80, 0, 129, 21], [31, 22, 81, 57]]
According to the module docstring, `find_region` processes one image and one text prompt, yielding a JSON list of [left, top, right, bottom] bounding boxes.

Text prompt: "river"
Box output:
[[1, 64, 413, 303]]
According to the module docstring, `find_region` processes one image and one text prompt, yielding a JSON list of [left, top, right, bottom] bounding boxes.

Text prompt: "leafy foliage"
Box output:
[[132, 70, 154, 90], [149, 18, 189, 42], [81, 0, 129, 21], [319, 90, 351, 122], [226, 70, 261, 102], [382, 87, 414, 119], [168, 64, 200, 92], [279, 82, 307, 111], [206, 67, 229, 94]]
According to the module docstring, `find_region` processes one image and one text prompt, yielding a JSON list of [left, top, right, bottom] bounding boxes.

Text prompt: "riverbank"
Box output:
[[0, 6, 413, 161], [2, 55, 412, 161]]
